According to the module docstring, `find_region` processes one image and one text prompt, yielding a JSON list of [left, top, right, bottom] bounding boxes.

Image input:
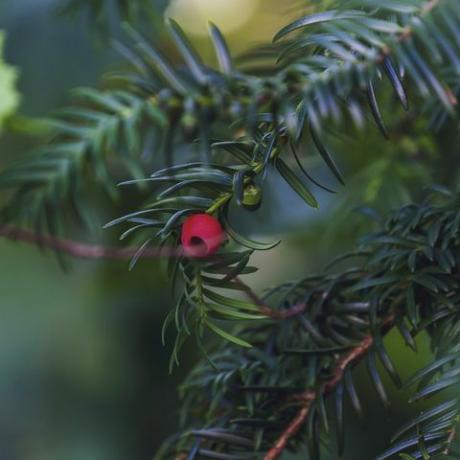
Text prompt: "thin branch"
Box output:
[[0, 224, 306, 319], [324, 335, 373, 393], [267, 302, 307, 319], [234, 276, 307, 319], [234, 276, 265, 306], [422, 0, 441, 14], [264, 392, 315, 460], [0, 222, 311, 325], [444, 427, 457, 455], [0, 224, 183, 259], [264, 314, 396, 460]]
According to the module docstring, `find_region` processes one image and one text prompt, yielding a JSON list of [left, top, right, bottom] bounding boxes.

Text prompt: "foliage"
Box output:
[[157, 187, 460, 459], [1, 0, 460, 458], [2, 0, 458, 240], [58, 0, 169, 35]]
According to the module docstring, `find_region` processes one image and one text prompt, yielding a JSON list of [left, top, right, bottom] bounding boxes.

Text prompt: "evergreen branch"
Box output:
[[275, 0, 459, 113], [101, 0, 460, 357], [14, 184, 454, 457], [3, 1, 460, 458], [265, 314, 395, 460], [159, 188, 460, 459], [0, 88, 165, 236], [4, 0, 460, 243]]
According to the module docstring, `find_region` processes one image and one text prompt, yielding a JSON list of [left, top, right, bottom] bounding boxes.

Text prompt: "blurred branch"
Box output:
[[0, 223, 308, 319], [0, 224, 183, 259], [444, 427, 457, 455], [57, 0, 167, 36]]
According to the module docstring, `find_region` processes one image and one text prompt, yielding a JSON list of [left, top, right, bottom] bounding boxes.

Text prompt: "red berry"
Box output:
[[181, 213, 224, 258]]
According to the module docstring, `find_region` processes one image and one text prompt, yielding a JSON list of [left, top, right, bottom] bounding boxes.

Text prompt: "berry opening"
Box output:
[[190, 236, 204, 245], [190, 236, 207, 251]]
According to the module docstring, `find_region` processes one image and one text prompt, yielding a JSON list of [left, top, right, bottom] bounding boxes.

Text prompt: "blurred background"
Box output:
[[0, 1, 457, 459]]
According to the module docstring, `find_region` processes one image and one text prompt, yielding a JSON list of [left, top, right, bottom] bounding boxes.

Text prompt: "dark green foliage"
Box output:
[[158, 189, 460, 459], [1, 0, 460, 458], [4, 0, 459, 356], [2, 0, 459, 241], [0, 87, 166, 236], [58, 0, 168, 35]]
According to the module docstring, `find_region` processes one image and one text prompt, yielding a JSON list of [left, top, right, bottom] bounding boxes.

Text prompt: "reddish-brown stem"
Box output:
[[264, 315, 396, 460], [444, 427, 457, 455], [234, 277, 266, 307], [0, 224, 306, 319], [324, 335, 373, 393], [264, 392, 315, 460], [234, 277, 307, 319], [324, 315, 395, 393], [0, 224, 184, 259], [269, 303, 307, 319], [254, 302, 307, 320]]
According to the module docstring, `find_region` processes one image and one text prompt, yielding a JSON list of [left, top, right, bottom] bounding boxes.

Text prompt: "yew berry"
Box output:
[[181, 213, 224, 258]]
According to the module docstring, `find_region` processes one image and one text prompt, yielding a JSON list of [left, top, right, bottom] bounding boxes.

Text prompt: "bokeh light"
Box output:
[[165, 0, 262, 36]]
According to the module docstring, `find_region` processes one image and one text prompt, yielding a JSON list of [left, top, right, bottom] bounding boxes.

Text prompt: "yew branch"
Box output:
[[264, 315, 396, 460]]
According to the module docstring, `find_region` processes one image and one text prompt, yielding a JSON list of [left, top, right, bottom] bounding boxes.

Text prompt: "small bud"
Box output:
[[242, 183, 262, 211]]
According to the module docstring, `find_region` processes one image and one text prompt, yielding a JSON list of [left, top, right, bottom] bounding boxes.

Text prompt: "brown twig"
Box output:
[[270, 303, 308, 319], [234, 277, 266, 307], [0, 224, 184, 259], [0, 224, 306, 319], [422, 0, 441, 14], [255, 302, 307, 320], [0, 223, 309, 322], [264, 315, 396, 460], [234, 276, 307, 319], [0, 223, 307, 320], [444, 427, 457, 455], [264, 393, 315, 460], [324, 335, 373, 393]]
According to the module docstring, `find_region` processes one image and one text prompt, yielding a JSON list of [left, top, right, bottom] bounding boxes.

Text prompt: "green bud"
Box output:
[[242, 183, 262, 211]]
